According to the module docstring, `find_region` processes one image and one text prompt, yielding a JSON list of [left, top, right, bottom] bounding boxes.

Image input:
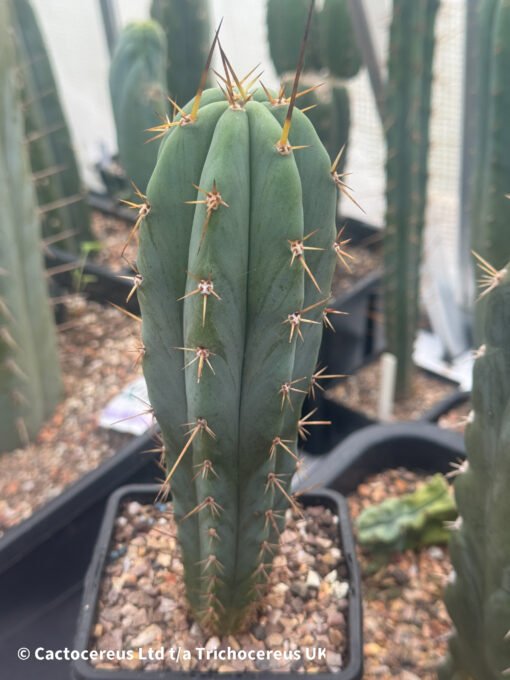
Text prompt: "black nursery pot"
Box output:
[[298, 421, 466, 496], [319, 218, 384, 378], [72, 484, 363, 680], [300, 366, 470, 458], [45, 245, 140, 315], [0, 432, 164, 680]]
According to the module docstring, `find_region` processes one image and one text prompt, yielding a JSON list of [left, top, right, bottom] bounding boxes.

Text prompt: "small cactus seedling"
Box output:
[[357, 474, 456, 553], [109, 21, 168, 192], [383, 0, 439, 399], [150, 0, 211, 107], [130, 11, 350, 633], [10, 0, 92, 253], [440, 261, 510, 679], [0, 1, 61, 453]]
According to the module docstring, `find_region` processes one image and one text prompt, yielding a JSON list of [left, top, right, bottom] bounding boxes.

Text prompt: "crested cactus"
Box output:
[[357, 474, 456, 553], [0, 0, 61, 453], [472, 0, 510, 340], [383, 0, 439, 399], [128, 23, 347, 632], [10, 0, 91, 253], [440, 263, 510, 679], [109, 21, 168, 193], [150, 0, 211, 107]]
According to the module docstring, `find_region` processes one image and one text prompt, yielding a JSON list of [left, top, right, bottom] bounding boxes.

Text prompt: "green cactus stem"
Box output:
[[131, 25, 342, 630], [440, 263, 510, 679], [150, 0, 211, 107], [266, 0, 323, 75], [319, 0, 362, 80], [10, 0, 91, 253], [383, 0, 439, 400], [357, 474, 456, 553], [473, 0, 510, 341], [109, 21, 168, 193], [0, 1, 61, 453]]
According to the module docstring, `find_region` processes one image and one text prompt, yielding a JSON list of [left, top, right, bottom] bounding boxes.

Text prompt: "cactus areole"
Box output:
[[130, 32, 350, 630]]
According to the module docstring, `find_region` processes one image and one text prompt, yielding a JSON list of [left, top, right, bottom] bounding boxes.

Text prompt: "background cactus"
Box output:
[[0, 0, 61, 453], [383, 0, 439, 400], [134, 33, 340, 629], [440, 263, 510, 679], [150, 0, 211, 107], [10, 0, 91, 253], [472, 0, 510, 340], [266, 0, 323, 75], [267, 0, 360, 163], [109, 21, 168, 193], [357, 474, 456, 553]]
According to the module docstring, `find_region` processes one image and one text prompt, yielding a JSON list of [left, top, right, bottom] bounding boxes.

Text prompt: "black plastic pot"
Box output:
[[72, 484, 363, 680], [89, 190, 135, 223], [319, 218, 384, 378], [45, 245, 140, 315], [298, 421, 465, 496], [0, 433, 162, 680], [300, 365, 469, 457]]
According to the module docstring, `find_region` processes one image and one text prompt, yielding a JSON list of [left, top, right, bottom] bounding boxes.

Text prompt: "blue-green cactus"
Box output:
[[0, 0, 61, 453], [383, 0, 439, 399], [10, 0, 91, 253], [110, 21, 168, 192], [440, 262, 510, 679], [130, 24, 344, 630]]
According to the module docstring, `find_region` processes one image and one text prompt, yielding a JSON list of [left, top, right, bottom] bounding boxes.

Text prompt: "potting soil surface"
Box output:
[[328, 360, 457, 421], [0, 298, 141, 537], [349, 467, 454, 679], [89, 502, 349, 673]]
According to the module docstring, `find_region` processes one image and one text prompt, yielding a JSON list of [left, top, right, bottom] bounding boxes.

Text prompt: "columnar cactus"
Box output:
[[267, 0, 360, 170], [150, 0, 211, 107], [440, 263, 510, 679], [472, 0, 510, 339], [266, 0, 323, 75], [109, 21, 168, 193], [383, 0, 439, 399], [0, 1, 61, 453], [10, 0, 91, 253], [131, 31, 345, 632]]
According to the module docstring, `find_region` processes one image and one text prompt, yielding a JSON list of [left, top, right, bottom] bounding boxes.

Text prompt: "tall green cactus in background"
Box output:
[[267, 0, 361, 168], [0, 1, 61, 453], [383, 0, 439, 400], [131, 29, 342, 629], [150, 0, 211, 107], [440, 264, 510, 679], [267, 0, 323, 74], [472, 0, 510, 340], [10, 0, 91, 253], [319, 0, 361, 164], [110, 21, 168, 193]]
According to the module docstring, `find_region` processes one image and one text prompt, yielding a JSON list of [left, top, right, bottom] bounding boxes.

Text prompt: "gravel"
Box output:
[[328, 359, 457, 421], [0, 297, 142, 537], [349, 468, 453, 679], [90, 503, 349, 673]]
